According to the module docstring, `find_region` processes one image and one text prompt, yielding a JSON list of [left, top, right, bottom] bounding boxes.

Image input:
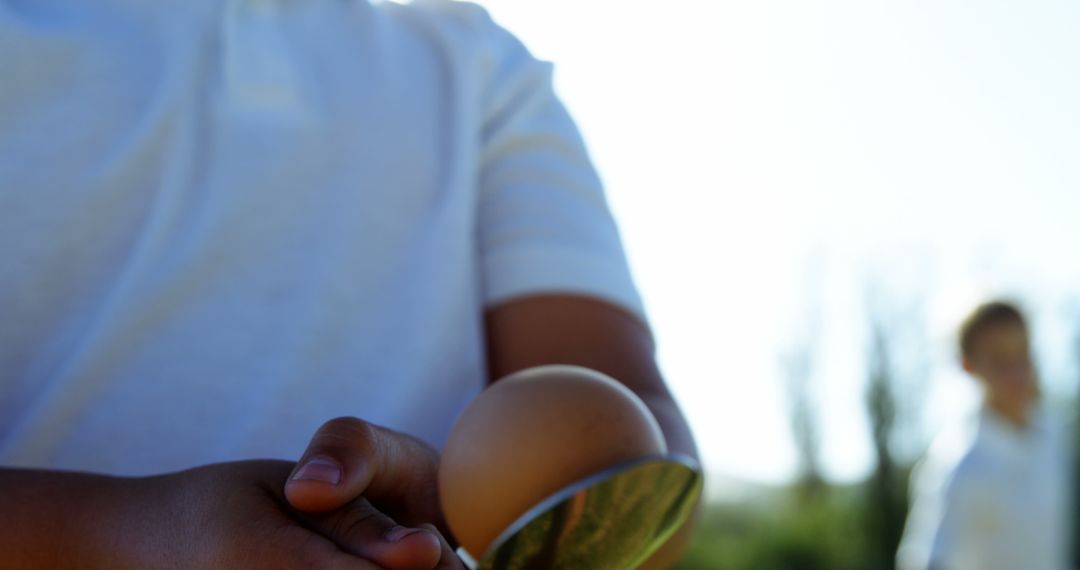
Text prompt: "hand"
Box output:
[[99, 458, 461, 570], [284, 417, 460, 569], [0, 418, 462, 570]]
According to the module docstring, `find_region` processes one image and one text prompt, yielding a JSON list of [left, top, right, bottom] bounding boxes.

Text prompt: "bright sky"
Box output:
[[476, 0, 1080, 488]]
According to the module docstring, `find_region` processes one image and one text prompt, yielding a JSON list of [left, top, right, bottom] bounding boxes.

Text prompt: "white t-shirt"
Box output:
[[897, 408, 1072, 570], [0, 0, 643, 475]]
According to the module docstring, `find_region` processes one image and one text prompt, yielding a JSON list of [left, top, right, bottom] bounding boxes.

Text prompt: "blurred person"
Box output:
[[0, 1, 697, 568], [896, 301, 1071, 570]]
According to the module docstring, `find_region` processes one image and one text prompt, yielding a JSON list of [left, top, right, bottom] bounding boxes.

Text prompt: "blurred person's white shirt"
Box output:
[[897, 407, 1072, 570], [0, 0, 642, 473]]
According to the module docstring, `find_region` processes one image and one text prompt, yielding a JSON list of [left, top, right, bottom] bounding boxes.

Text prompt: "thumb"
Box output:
[[285, 417, 441, 520]]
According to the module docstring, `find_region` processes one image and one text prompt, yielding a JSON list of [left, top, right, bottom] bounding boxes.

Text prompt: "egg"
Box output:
[[438, 364, 667, 558]]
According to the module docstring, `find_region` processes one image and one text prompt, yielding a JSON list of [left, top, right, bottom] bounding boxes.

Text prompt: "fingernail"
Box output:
[[291, 456, 342, 485], [384, 525, 423, 542]]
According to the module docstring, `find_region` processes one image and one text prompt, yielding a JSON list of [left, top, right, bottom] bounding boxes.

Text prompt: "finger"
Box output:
[[417, 524, 468, 570], [284, 527, 385, 570], [228, 498, 383, 570], [285, 417, 440, 521], [298, 497, 443, 570]]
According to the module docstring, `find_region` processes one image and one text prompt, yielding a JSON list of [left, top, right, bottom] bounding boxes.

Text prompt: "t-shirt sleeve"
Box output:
[[472, 12, 646, 321]]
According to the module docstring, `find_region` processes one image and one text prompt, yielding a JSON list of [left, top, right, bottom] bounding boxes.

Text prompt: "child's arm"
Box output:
[[0, 467, 123, 568], [897, 459, 978, 570], [483, 293, 701, 569], [1, 422, 462, 569], [484, 294, 698, 466]]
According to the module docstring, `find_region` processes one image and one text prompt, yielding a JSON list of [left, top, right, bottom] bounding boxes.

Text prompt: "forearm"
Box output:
[[0, 467, 164, 569], [1, 468, 110, 567], [638, 389, 698, 462], [483, 295, 704, 568], [633, 391, 701, 570]]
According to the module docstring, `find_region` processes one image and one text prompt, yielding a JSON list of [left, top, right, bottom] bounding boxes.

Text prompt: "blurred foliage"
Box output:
[[676, 475, 912, 570]]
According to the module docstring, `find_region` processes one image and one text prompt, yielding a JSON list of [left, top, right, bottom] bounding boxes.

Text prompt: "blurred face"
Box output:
[[963, 323, 1039, 414]]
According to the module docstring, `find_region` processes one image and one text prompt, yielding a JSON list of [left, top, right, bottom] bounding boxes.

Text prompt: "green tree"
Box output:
[[862, 283, 927, 570]]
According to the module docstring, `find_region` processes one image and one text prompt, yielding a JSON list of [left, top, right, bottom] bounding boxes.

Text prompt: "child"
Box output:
[[897, 301, 1070, 570], [0, 1, 697, 567]]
